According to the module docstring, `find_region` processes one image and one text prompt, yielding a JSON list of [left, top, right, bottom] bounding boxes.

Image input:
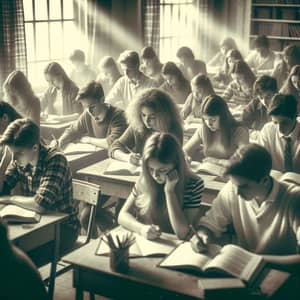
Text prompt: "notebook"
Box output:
[[191, 161, 226, 177], [104, 160, 141, 176], [159, 242, 265, 285], [63, 142, 98, 155], [95, 230, 181, 258], [0, 205, 41, 224]]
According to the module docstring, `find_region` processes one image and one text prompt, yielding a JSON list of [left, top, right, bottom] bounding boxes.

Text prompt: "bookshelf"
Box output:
[[250, 1, 300, 51]]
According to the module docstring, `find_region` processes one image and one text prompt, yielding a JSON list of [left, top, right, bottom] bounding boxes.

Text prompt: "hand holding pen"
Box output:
[[189, 225, 209, 253]]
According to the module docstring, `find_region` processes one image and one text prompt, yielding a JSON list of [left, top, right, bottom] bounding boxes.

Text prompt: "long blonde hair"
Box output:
[[126, 88, 184, 144], [136, 132, 194, 230]]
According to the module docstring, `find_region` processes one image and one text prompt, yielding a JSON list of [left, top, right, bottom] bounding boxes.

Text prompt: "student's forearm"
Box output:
[[165, 190, 190, 240], [7, 196, 45, 213], [262, 254, 300, 273], [112, 150, 131, 162], [118, 212, 145, 235]]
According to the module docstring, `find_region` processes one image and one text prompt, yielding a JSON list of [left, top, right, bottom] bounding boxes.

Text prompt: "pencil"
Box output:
[[189, 225, 206, 248]]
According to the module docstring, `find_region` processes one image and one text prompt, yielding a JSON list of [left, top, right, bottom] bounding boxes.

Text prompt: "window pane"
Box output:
[[35, 0, 48, 20], [63, 0, 74, 19], [25, 23, 35, 62], [50, 0, 62, 19], [36, 23, 49, 60], [23, 0, 33, 21], [63, 21, 80, 58], [50, 22, 63, 59]]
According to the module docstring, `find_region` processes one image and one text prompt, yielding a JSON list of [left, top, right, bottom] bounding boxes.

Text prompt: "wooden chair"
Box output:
[[43, 179, 101, 299]]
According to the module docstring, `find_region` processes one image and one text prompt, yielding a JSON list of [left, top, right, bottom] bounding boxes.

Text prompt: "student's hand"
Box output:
[[190, 230, 210, 253], [49, 139, 60, 149], [164, 169, 179, 193], [80, 136, 91, 144], [140, 224, 161, 240], [203, 157, 219, 164], [129, 153, 141, 166]]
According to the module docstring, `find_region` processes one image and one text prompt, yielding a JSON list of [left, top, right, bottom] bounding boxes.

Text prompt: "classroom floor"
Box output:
[[53, 269, 109, 300]]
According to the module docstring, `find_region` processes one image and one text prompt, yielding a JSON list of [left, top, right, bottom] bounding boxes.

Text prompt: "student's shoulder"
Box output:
[[261, 121, 276, 133], [44, 146, 68, 166]]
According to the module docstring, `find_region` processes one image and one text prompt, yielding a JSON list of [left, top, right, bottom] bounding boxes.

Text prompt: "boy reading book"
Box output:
[[190, 144, 300, 273], [0, 119, 80, 261]]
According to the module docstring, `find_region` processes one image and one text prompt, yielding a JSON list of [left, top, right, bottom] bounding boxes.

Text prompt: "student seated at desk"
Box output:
[[183, 95, 249, 164], [106, 50, 157, 110], [118, 132, 204, 240], [207, 37, 237, 73], [69, 49, 96, 88], [3, 70, 40, 126], [0, 119, 80, 258], [96, 56, 122, 95], [42, 62, 82, 119], [140, 46, 164, 86], [280, 65, 300, 112], [258, 93, 300, 173], [160, 62, 191, 104], [57, 81, 127, 150], [272, 45, 300, 90], [245, 35, 280, 75], [176, 46, 207, 81], [242, 75, 277, 131], [0, 219, 48, 300], [190, 144, 300, 273], [109, 88, 184, 166], [213, 49, 243, 87], [222, 60, 256, 104], [181, 74, 215, 122]]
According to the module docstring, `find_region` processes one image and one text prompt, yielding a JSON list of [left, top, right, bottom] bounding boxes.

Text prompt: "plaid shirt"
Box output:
[[3, 145, 79, 231]]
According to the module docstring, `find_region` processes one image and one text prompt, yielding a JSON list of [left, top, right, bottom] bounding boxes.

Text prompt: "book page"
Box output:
[[204, 244, 264, 282], [63, 143, 98, 155], [104, 160, 141, 176], [159, 242, 220, 271], [0, 205, 36, 218], [191, 161, 226, 177]]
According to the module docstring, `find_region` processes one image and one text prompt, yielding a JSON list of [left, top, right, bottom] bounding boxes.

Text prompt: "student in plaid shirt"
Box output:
[[0, 118, 80, 256]]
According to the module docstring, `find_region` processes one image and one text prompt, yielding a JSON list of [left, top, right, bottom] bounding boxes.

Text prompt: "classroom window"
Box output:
[[23, 0, 81, 90], [159, 0, 198, 62]]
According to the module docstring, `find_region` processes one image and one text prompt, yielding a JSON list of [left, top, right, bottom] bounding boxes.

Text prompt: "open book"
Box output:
[[104, 160, 141, 176], [95, 231, 181, 257], [191, 161, 226, 177], [159, 242, 265, 285], [0, 205, 41, 224], [63, 143, 98, 155]]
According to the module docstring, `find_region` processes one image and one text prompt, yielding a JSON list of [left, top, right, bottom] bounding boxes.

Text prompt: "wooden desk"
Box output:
[[9, 213, 68, 300], [66, 148, 108, 174], [64, 239, 293, 300], [76, 159, 226, 205]]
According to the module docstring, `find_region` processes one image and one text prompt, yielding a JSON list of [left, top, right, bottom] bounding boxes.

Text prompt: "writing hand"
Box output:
[[140, 224, 161, 240], [129, 153, 141, 166], [190, 230, 210, 253]]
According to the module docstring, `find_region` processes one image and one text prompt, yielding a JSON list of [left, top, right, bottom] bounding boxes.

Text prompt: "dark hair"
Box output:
[[281, 65, 300, 100], [220, 37, 237, 50], [200, 95, 240, 158], [44, 62, 69, 83], [191, 74, 215, 95], [0, 118, 40, 148], [176, 47, 194, 59], [254, 75, 277, 96], [224, 49, 243, 76], [0, 101, 21, 121], [69, 49, 85, 62], [118, 50, 140, 68], [162, 61, 186, 82], [252, 35, 269, 49], [76, 81, 104, 103], [141, 46, 157, 60], [283, 45, 300, 68], [225, 144, 272, 182], [231, 60, 256, 89], [268, 93, 298, 119]]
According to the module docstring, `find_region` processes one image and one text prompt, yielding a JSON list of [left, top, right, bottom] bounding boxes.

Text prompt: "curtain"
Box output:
[[142, 0, 160, 55], [74, 0, 112, 67], [0, 0, 27, 89]]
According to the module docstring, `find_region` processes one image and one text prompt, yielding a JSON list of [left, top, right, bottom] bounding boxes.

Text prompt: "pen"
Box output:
[[189, 225, 207, 249]]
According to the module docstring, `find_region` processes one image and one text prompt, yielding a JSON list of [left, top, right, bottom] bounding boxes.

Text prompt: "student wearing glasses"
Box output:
[[57, 81, 127, 150]]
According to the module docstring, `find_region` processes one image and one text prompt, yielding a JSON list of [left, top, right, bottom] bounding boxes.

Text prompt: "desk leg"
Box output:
[[48, 223, 61, 300], [75, 288, 84, 300]]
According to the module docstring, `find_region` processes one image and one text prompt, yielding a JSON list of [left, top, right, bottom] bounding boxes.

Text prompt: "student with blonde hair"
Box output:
[[3, 70, 40, 126], [161, 62, 191, 104], [184, 95, 249, 164], [181, 74, 215, 122], [109, 88, 183, 166], [118, 132, 204, 240]]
